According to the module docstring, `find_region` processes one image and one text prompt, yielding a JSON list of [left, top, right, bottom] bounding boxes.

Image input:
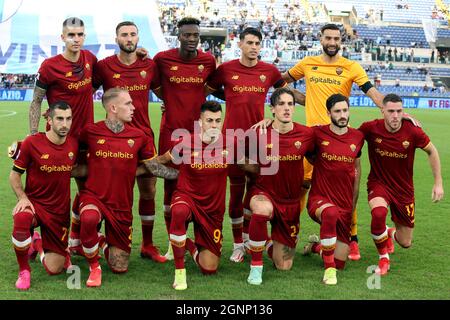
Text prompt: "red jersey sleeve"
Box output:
[[93, 59, 105, 89], [139, 135, 156, 162], [13, 137, 31, 172], [150, 59, 161, 91], [413, 126, 431, 149], [35, 60, 52, 90], [358, 121, 370, 139], [206, 64, 224, 91], [271, 65, 287, 88]]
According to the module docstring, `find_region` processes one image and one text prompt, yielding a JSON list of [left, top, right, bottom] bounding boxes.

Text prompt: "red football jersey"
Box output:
[[154, 49, 216, 131], [253, 123, 314, 201], [13, 133, 78, 215], [206, 59, 286, 131], [36, 50, 97, 138], [359, 119, 430, 202], [80, 121, 156, 213], [94, 55, 160, 138], [309, 125, 365, 211], [171, 134, 235, 214]]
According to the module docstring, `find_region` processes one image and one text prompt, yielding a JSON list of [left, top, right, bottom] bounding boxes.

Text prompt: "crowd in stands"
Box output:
[[1, 1, 448, 96], [0, 74, 36, 89]]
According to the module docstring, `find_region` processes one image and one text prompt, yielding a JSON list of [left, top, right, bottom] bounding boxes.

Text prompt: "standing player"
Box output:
[[205, 27, 289, 263], [157, 101, 235, 290], [77, 88, 178, 287], [243, 88, 314, 285], [359, 94, 443, 275], [29, 17, 96, 257], [153, 17, 216, 259], [94, 21, 166, 263], [304, 94, 364, 285], [281, 23, 385, 260], [10, 102, 77, 290], [29, 17, 96, 138]]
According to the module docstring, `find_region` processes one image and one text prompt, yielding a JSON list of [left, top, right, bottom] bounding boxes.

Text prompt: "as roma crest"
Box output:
[[221, 149, 229, 156], [198, 64, 204, 73], [350, 144, 356, 152], [294, 141, 302, 149], [260, 74, 266, 83], [85, 63, 90, 70], [402, 140, 410, 149], [336, 67, 343, 75], [128, 139, 135, 148], [140, 70, 147, 78], [68, 152, 74, 160]]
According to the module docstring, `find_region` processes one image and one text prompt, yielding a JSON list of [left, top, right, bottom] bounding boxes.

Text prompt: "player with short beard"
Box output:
[[94, 21, 166, 263], [10, 102, 78, 290], [303, 94, 364, 286], [359, 94, 443, 276], [280, 23, 385, 260]]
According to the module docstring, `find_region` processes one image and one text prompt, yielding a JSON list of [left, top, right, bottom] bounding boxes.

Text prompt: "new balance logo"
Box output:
[[113, 74, 120, 79], [41, 154, 49, 159]]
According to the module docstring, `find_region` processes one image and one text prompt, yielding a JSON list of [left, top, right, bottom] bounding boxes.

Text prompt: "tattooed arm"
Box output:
[[143, 155, 178, 180], [29, 86, 47, 135]]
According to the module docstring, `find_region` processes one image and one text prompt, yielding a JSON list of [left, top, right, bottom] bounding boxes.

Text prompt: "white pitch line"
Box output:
[[0, 110, 18, 118]]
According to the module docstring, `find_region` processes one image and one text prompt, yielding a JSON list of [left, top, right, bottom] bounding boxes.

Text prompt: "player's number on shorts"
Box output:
[[405, 203, 415, 218], [61, 227, 68, 241], [290, 225, 297, 238], [213, 229, 221, 243]]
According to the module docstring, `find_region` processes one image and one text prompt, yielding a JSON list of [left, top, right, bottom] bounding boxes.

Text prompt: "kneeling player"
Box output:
[[359, 94, 444, 275], [158, 101, 235, 290], [10, 102, 77, 290], [243, 88, 314, 285], [77, 88, 177, 287], [304, 94, 364, 285]]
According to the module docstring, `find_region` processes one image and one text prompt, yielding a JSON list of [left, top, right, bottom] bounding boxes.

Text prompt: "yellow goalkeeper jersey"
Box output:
[[288, 55, 370, 126]]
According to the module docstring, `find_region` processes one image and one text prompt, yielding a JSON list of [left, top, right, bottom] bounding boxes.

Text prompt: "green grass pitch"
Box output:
[[0, 101, 448, 300]]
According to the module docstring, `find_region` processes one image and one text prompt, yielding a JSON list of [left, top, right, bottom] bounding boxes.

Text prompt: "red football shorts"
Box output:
[[368, 181, 415, 228], [307, 196, 352, 245], [32, 202, 70, 256], [171, 191, 224, 257], [79, 191, 133, 253], [250, 188, 301, 248]]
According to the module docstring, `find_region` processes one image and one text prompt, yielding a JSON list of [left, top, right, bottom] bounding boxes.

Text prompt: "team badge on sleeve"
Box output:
[[128, 139, 135, 148]]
